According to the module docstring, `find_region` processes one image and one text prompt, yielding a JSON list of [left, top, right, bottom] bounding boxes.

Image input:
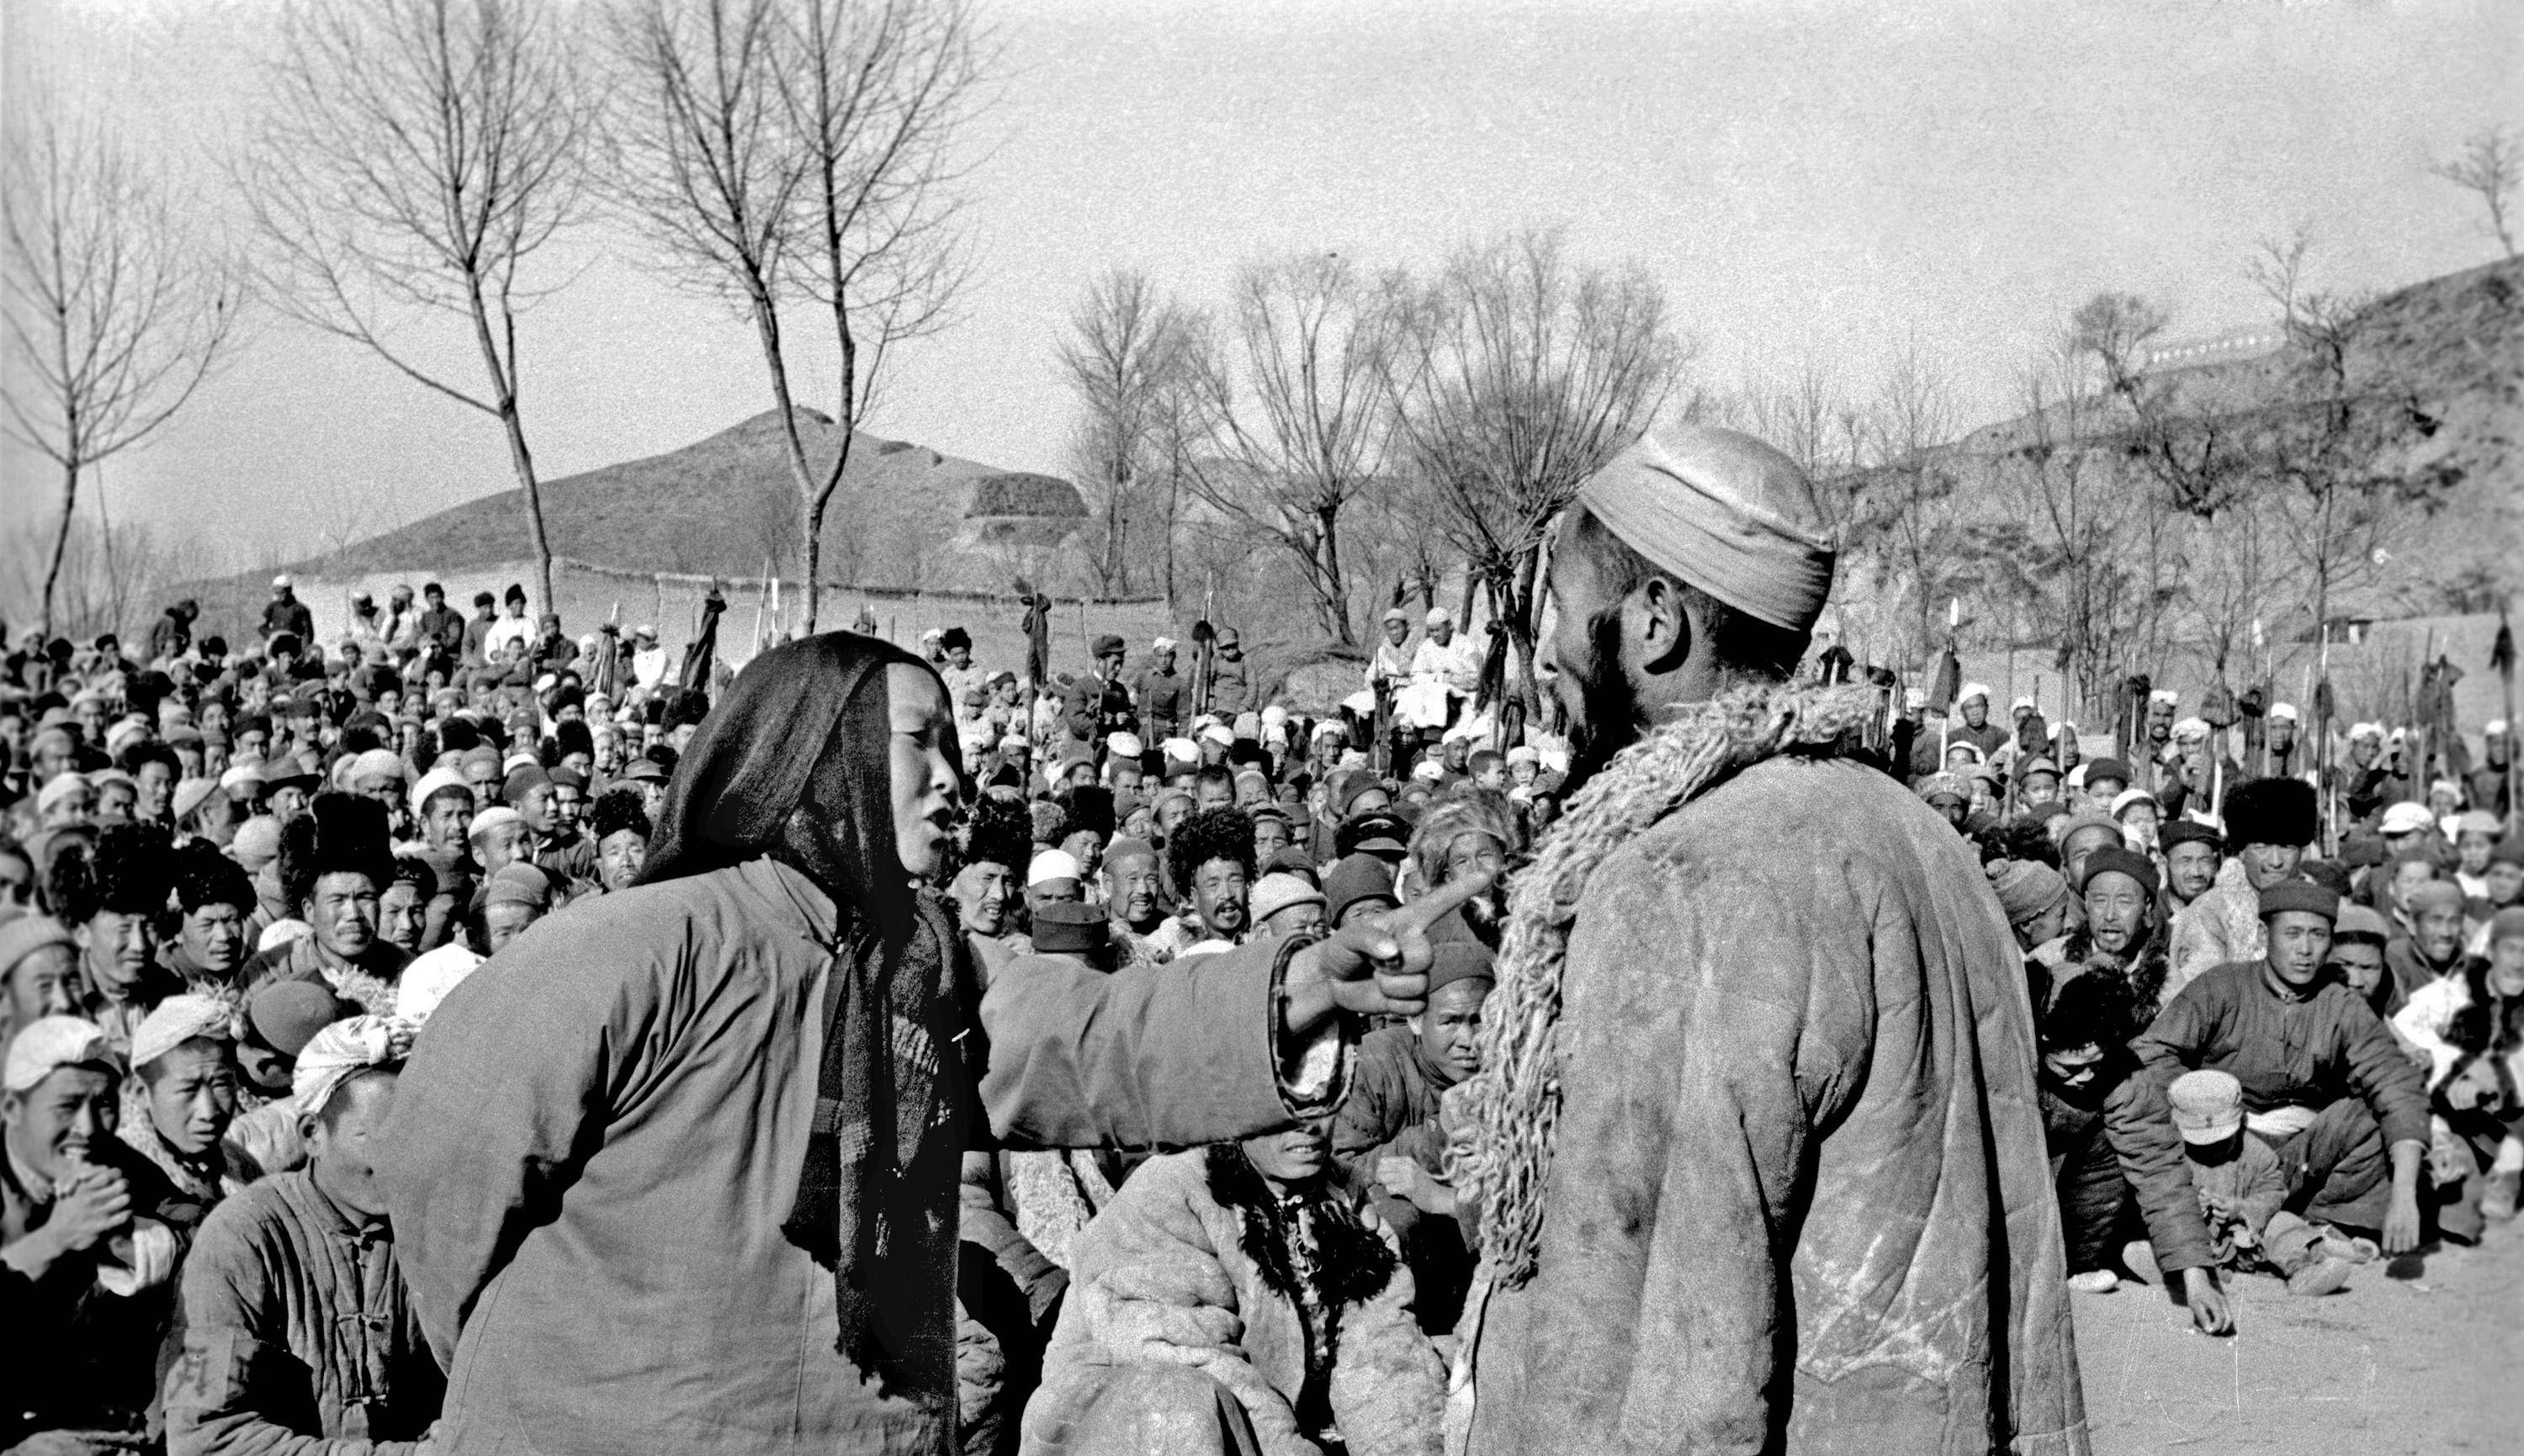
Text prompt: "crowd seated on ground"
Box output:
[[0, 583, 2516, 1450]]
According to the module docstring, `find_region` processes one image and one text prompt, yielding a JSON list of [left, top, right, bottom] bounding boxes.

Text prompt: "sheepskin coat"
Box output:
[[1023, 1149, 1443, 1456]]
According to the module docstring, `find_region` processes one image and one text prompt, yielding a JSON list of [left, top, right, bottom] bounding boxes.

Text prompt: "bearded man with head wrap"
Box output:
[[376, 633, 1475, 1456], [1440, 426, 2084, 1455]]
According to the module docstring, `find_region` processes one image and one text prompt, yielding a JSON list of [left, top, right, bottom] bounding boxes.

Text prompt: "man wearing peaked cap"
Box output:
[[2170, 776, 2318, 1000], [2114, 866, 2430, 1337], [1446, 424, 2083, 1454], [1131, 634, 1185, 744]]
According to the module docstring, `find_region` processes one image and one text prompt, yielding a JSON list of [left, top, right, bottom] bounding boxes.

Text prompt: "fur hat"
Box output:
[[2220, 777, 2315, 850], [278, 792, 396, 908], [171, 838, 255, 916], [45, 821, 174, 924]]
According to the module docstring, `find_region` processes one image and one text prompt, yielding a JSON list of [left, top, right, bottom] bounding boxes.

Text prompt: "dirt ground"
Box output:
[[2070, 1217, 2522, 1453]]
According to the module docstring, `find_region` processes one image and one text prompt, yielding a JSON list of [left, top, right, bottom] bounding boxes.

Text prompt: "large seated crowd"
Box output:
[[2, 568, 2516, 1453]]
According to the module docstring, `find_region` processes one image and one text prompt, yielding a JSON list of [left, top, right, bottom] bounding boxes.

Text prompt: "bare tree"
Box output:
[[1383, 230, 1684, 702], [780, 0, 984, 631], [1844, 344, 1966, 673], [1179, 253, 1402, 647], [1059, 268, 1195, 596], [602, 0, 814, 571], [246, 0, 587, 612], [3, 111, 241, 635], [2431, 124, 2521, 259]]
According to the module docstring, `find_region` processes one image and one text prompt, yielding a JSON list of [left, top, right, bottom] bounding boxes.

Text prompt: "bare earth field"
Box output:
[[2072, 1220, 2521, 1454]]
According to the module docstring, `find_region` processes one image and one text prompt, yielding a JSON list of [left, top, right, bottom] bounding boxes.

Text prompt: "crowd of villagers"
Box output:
[[0, 546, 2516, 1453]]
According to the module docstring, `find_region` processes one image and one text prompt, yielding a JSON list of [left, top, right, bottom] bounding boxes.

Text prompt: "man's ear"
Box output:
[[1628, 575, 1694, 677]]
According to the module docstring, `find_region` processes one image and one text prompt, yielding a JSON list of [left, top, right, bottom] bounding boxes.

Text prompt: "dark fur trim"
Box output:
[[278, 792, 395, 909], [1201, 1144, 1400, 1373]]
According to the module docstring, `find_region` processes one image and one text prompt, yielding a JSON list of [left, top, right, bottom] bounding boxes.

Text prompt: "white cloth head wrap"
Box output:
[[292, 1014, 402, 1117], [395, 945, 486, 1025], [1572, 425, 1837, 632], [130, 994, 236, 1069], [5, 1016, 116, 1093]]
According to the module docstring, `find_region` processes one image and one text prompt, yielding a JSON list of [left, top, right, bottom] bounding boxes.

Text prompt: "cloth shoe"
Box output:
[[2313, 1229, 2379, 1263], [2284, 1255, 2353, 1297], [2066, 1269, 2119, 1294], [2118, 1240, 2161, 1286]]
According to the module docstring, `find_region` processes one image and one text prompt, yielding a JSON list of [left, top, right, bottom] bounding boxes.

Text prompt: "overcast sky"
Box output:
[[4, 0, 2516, 568]]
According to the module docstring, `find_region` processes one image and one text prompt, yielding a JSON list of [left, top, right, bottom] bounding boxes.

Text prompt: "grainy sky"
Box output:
[[3, 0, 2517, 568]]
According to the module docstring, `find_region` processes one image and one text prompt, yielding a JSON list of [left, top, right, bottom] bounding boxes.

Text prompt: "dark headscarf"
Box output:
[[639, 631, 971, 1403]]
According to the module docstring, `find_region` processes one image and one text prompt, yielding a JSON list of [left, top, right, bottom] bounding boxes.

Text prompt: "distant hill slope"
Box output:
[[1925, 256, 2522, 612], [291, 409, 1085, 594]]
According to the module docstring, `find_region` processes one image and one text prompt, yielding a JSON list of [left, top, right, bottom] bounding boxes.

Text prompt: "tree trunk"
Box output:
[[1316, 500, 1352, 647], [41, 459, 81, 639], [743, 289, 823, 637], [465, 281, 557, 613], [803, 293, 861, 638]]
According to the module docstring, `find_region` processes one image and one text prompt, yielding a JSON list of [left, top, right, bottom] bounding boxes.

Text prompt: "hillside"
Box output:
[[1938, 256, 2523, 609], [289, 410, 1087, 595]]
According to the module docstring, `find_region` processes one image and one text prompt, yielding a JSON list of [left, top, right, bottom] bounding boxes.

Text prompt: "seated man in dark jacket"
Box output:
[[3, 1016, 205, 1448], [1331, 940, 1493, 1334], [2108, 880, 2430, 1336], [163, 1022, 441, 1455]]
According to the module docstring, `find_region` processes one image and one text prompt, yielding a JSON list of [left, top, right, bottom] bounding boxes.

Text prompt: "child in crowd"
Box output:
[[2131, 1069, 2357, 1297]]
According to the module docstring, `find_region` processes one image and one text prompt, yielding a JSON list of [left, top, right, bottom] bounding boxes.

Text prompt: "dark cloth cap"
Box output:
[[1263, 848, 1318, 882], [1031, 901, 1108, 954], [2084, 758, 2132, 786], [1428, 939, 1496, 995], [1324, 854, 1398, 924], [2257, 877, 2338, 922], [2158, 818, 2221, 853], [247, 981, 352, 1057], [1336, 809, 1410, 860], [2222, 776, 2316, 850], [2077, 844, 2160, 897], [1091, 635, 1125, 658]]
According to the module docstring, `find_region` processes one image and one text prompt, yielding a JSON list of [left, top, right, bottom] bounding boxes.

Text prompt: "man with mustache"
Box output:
[[1444, 425, 2085, 1455]]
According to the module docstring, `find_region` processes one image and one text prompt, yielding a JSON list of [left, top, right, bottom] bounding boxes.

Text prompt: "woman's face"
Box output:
[[886, 664, 960, 882]]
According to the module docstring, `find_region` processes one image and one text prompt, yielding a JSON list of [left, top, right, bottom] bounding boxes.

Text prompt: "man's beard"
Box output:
[[1559, 608, 1645, 798]]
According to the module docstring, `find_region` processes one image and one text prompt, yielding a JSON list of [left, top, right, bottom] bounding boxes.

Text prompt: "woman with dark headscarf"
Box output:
[[379, 634, 1466, 1456]]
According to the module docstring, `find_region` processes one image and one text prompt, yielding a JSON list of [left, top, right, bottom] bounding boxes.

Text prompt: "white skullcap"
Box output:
[[1958, 682, 1991, 706], [999, 733, 1029, 754], [2489, 718, 2511, 736], [2349, 721, 2384, 740], [105, 719, 151, 756], [2011, 696, 2036, 713], [1259, 704, 1288, 729], [395, 944, 486, 1024], [410, 766, 470, 818], [920, 627, 944, 643], [1162, 737, 1200, 764], [1507, 745, 1540, 765], [1106, 732, 1144, 760], [1573, 425, 1836, 632], [1027, 850, 1081, 887], [2267, 702, 2298, 723], [1411, 758, 1445, 784], [1200, 723, 1234, 747], [37, 772, 90, 813], [1425, 606, 1453, 627], [2110, 787, 2159, 818], [272, 574, 291, 589], [292, 1015, 402, 1117], [2378, 802, 2433, 834], [2171, 717, 2211, 743], [1312, 720, 1345, 741], [130, 993, 235, 1068], [1151, 636, 1177, 653], [2149, 689, 2181, 707], [467, 806, 523, 839], [349, 748, 406, 786], [257, 919, 313, 953], [1249, 872, 1326, 924], [5, 1016, 117, 1093]]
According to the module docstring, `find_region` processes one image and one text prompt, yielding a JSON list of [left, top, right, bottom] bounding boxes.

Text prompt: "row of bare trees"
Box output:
[[1056, 230, 1685, 705], [5, 0, 981, 639], [1058, 220, 2471, 725]]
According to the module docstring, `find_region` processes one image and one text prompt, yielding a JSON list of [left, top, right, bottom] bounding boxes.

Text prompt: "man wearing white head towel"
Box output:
[[1443, 424, 2086, 1454]]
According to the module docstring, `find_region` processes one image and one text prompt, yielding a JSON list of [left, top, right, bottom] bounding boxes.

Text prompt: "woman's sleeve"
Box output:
[[979, 940, 1348, 1151], [1328, 1259, 1445, 1456], [375, 911, 669, 1364]]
